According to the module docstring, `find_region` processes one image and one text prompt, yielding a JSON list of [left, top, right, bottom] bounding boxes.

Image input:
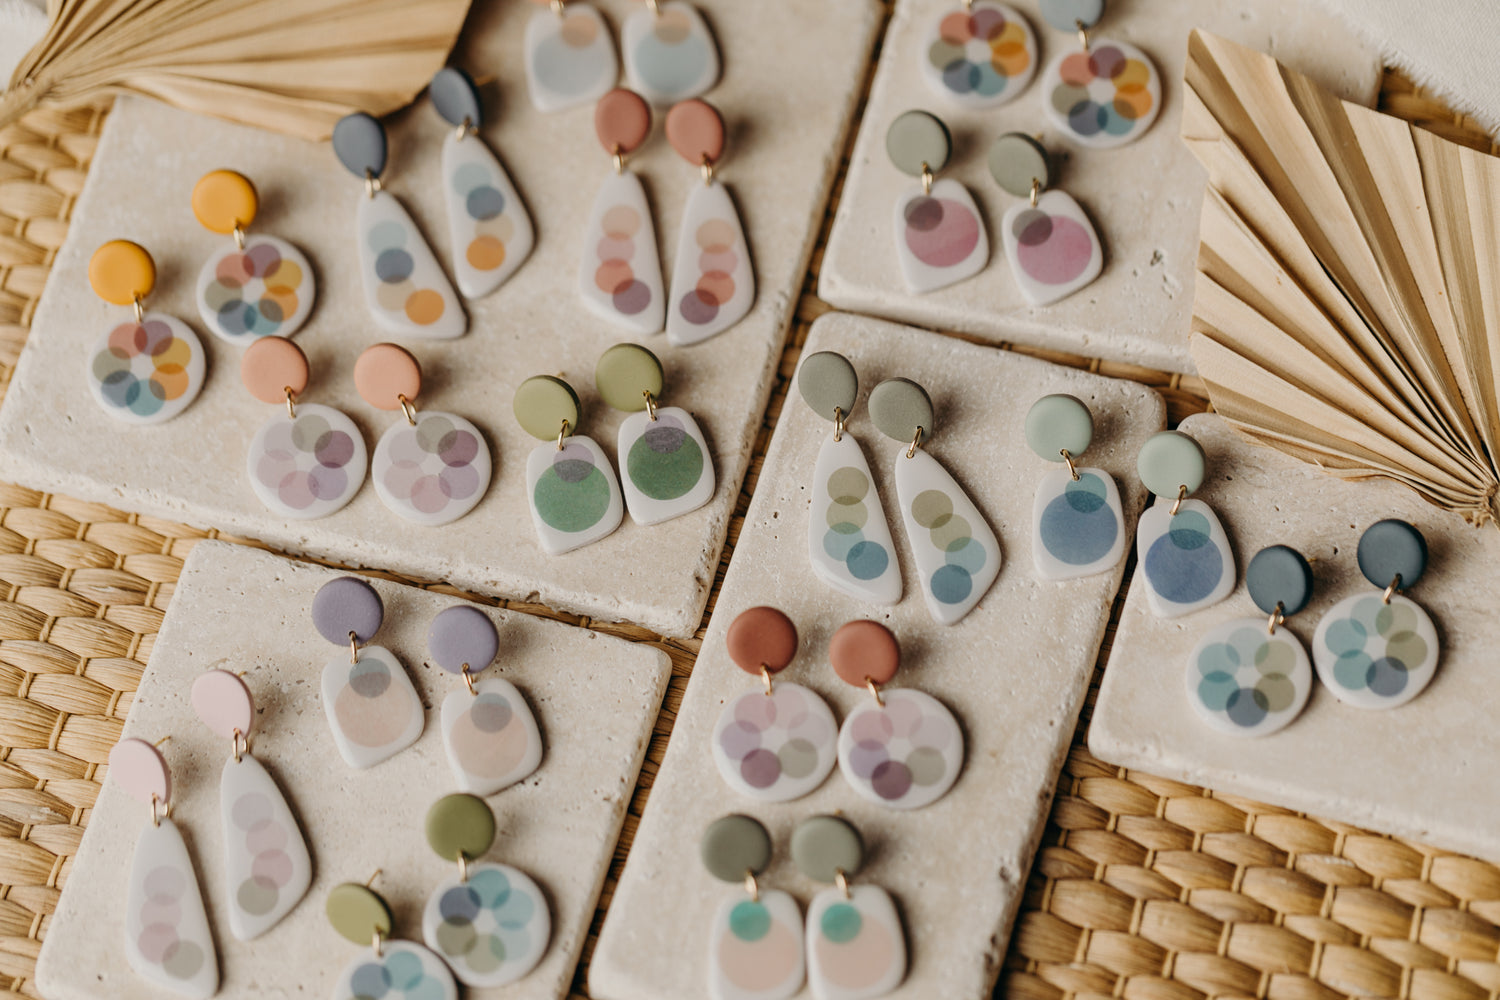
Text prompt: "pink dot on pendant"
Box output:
[[905, 198, 980, 269], [190, 669, 255, 740], [1018, 213, 1093, 285]]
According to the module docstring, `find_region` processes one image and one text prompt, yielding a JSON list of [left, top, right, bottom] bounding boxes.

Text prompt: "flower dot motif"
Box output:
[[1041, 38, 1161, 149], [372, 411, 492, 527], [1186, 620, 1311, 738], [423, 863, 549, 987], [335, 940, 454, 1000], [711, 683, 838, 801], [87, 315, 206, 425], [247, 404, 367, 520], [922, 1, 1037, 107], [836, 688, 963, 810], [1312, 593, 1440, 710], [196, 235, 313, 342]]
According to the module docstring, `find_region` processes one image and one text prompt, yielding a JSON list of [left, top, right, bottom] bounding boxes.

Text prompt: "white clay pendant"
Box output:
[[525, 2, 619, 113], [440, 677, 544, 796], [126, 818, 219, 998], [1136, 497, 1236, 619], [423, 862, 550, 987], [894, 448, 1001, 625], [1187, 619, 1313, 737], [809, 434, 901, 605], [712, 684, 839, 802], [894, 178, 988, 293], [331, 940, 457, 1000], [666, 179, 754, 346], [1313, 593, 1439, 710], [580, 170, 665, 333], [622, 1, 720, 105], [1001, 189, 1103, 306], [920, 1, 1038, 109], [525, 434, 625, 554], [320, 644, 424, 769], [617, 405, 715, 524], [1032, 466, 1125, 580], [837, 689, 963, 810], [1040, 39, 1161, 149], [218, 754, 312, 940], [247, 403, 368, 519], [197, 234, 315, 342], [806, 885, 907, 1000], [371, 411, 492, 527], [87, 313, 206, 425], [441, 130, 534, 299], [356, 190, 466, 339], [709, 888, 806, 1000]]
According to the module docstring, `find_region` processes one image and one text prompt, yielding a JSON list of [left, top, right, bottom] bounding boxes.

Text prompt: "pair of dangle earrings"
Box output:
[[524, 0, 720, 111], [583, 88, 755, 344], [702, 813, 907, 1000], [310, 577, 544, 790], [797, 351, 1001, 625], [513, 342, 716, 554], [325, 794, 551, 997], [1188, 521, 1442, 737], [712, 608, 964, 811]]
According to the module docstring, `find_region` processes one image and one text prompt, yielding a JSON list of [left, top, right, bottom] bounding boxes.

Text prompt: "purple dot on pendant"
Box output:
[[904, 196, 943, 233], [740, 748, 782, 789], [427, 605, 499, 673], [871, 758, 913, 800]]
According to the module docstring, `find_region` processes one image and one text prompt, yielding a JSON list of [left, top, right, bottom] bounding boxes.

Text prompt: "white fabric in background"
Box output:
[[0, 0, 46, 88], [1317, 0, 1500, 134]]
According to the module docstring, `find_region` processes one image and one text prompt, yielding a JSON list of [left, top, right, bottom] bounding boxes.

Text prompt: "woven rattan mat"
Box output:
[[3, 26, 1499, 1000]]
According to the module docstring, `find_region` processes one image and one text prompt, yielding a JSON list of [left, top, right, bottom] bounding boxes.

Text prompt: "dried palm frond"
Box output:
[[0, 0, 472, 140], [1184, 30, 1500, 526]]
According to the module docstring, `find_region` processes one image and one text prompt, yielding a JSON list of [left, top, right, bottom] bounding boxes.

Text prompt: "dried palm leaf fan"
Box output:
[[0, 0, 473, 140], [1184, 30, 1500, 527]]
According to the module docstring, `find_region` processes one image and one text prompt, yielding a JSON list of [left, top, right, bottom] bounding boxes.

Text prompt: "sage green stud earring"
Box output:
[[513, 374, 624, 556], [326, 875, 457, 1000], [596, 342, 716, 526], [1025, 393, 1126, 581], [1134, 429, 1236, 619], [700, 815, 805, 1000], [419, 793, 551, 987], [869, 376, 1001, 626], [792, 814, 907, 1000], [885, 110, 989, 294], [988, 132, 1104, 306]]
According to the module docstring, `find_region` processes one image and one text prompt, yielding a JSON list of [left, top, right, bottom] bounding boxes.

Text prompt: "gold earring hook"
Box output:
[[232, 224, 246, 251], [455, 116, 474, 142], [463, 666, 477, 696], [231, 728, 247, 763], [1266, 603, 1285, 635], [1076, 18, 1090, 51], [132, 294, 145, 324], [835, 869, 851, 899], [457, 851, 469, 883], [1030, 176, 1041, 208], [612, 144, 625, 174], [363, 169, 382, 199]]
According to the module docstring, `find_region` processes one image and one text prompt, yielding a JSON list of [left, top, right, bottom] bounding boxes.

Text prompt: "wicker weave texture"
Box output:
[[1, 33, 1500, 1000]]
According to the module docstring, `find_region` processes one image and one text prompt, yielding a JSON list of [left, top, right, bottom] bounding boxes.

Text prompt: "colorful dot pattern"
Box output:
[[822, 465, 892, 582], [927, 4, 1032, 99], [1321, 595, 1434, 701], [366, 218, 448, 328], [1038, 472, 1118, 565], [910, 488, 988, 607], [1010, 206, 1095, 286], [337, 941, 453, 1000], [200, 238, 304, 340], [594, 204, 654, 318], [444, 681, 542, 792], [809, 887, 904, 995], [1192, 623, 1308, 733], [903, 194, 981, 270], [715, 685, 837, 799], [838, 690, 960, 808], [228, 791, 297, 921], [1143, 508, 1225, 606], [135, 863, 208, 982], [1050, 44, 1155, 142], [677, 217, 739, 328], [626, 413, 704, 501], [535, 440, 614, 533], [375, 413, 486, 520], [89, 319, 199, 420], [250, 408, 363, 515], [449, 161, 514, 276], [429, 865, 546, 984], [631, 6, 713, 98], [712, 891, 804, 996]]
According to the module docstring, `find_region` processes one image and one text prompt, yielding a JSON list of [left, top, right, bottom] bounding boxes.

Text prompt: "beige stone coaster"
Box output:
[[1091, 414, 1500, 860], [590, 313, 1166, 1000], [35, 541, 671, 1000], [818, 0, 1380, 373], [0, 0, 882, 638]]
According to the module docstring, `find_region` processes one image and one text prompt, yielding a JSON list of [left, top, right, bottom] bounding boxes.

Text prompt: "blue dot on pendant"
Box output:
[[1039, 472, 1117, 566], [1144, 510, 1222, 604]]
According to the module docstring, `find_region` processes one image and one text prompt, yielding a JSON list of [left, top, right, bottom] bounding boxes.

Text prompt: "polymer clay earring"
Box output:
[[513, 374, 625, 554], [920, 0, 1038, 108], [109, 737, 217, 998], [524, 0, 619, 113], [885, 110, 988, 294], [1135, 430, 1235, 619], [1312, 520, 1440, 709], [311, 576, 424, 769], [664, 98, 754, 345], [596, 342, 715, 523], [711, 607, 838, 802], [1036, 0, 1160, 149], [190, 169, 315, 342], [331, 113, 466, 339], [1025, 394, 1124, 579], [189, 670, 312, 939], [797, 352, 901, 604], [791, 815, 906, 1000], [427, 605, 543, 795], [326, 877, 456, 1000], [86, 240, 206, 425], [701, 814, 805, 1000], [429, 67, 535, 299], [421, 794, 551, 987], [830, 620, 962, 810], [869, 377, 1000, 625], [622, 0, 720, 105], [581, 88, 665, 334], [239, 337, 368, 519], [354, 343, 493, 526], [1187, 545, 1315, 737], [988, 133, 1103, 305]]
